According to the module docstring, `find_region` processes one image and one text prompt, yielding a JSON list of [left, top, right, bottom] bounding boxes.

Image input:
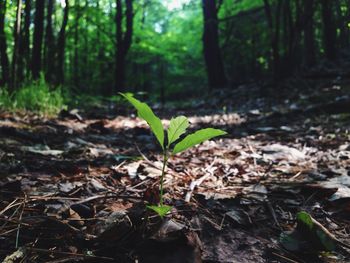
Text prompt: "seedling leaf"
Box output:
[[296, 211, 337, 251], [147, 205, 172, 218], [167, 116, 189, 146], [120, 93, 164, 148], [173, 128, 227, 154], [281, 211, 337, 253], [297, 211, 313, 230]]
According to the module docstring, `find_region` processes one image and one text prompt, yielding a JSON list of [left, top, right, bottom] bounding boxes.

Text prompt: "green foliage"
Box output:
[[173, 128, 227, 154], [220, 0, 262, 17], [0, 76, 66, 115], [63, 93, 126, 110], [3, 0, 350, 97], [296, 211, 314, 230], [14, 77, 66, 115], [129, 0, 205, 97], [296, 211, 336, 251], [121, 92, 226, 218], [147, 205, 172, 218], [167, 116, 189, 146], [120, 92, 165, 149], [65, 93, 106, 109], [0, 88, 13, 109], [280, 211, 337, 253]]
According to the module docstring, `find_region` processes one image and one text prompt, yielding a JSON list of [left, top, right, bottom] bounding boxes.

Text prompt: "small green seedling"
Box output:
[[120, 92, 227, 217]]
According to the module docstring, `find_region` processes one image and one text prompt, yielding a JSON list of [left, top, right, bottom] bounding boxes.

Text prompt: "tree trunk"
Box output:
[[304, 0, 316, 66], [115, 0, 125, 93], [45, 0, 55, 83], [202, 0, 227, 90], [284, 0, 304, 75], [159, 57, 165, 107], [11, 0, 22, 90], [280, 0, 292, 77], [74, 0, 81, 88], [263, 0, 282, 80], [115, 0, 133, 93], [20, 0, 31, 80], [56, 0, 69, 85], [321, 0, 337, 60], [0, 0, 10, 86], [82, 0, 89, 85], [31, 0, 45, 80]]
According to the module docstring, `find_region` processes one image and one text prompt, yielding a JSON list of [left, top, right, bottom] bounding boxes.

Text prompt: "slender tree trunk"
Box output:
[[304, 0, 316, 66], [0, 0, 10, 86], [74, 0, 81, 88], [115, 0, 123, 93], [263, 0, 282, 79], [285, 0, 293, 58], [11, 0, 22, 90], [285, 0, 304, 74], [115, 0, 133, 93], [159, 57, 165, 107], [281, 0, 290, 50], [45, 0, 55, 83], [56, 0, 69, 85], [124, 0, 133, 55], [321, 0, 337, 60], [20, 0, 31, 80], [280, 0, 292, 77], [115, 0, 125, 93], [31, 0, 45, 80], [82, 0, 89, 86], [202, 0, 227, 90]]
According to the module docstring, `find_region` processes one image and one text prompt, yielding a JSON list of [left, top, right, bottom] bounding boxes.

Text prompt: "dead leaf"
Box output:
[[21, 144, 63, 156], [262, 144, 305, 162]]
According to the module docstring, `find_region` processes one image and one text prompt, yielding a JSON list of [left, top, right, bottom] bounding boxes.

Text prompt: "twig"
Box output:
[[0, 198, 20, 216], [266, 200, 281, 230], [16, 194, 27, 248], [185, 158, 217, 202], [0, 217, 30, 226], [185, 174, 211, 202], [27, 247, 114, 261], [289, 171, 302, 180], [135, 143, 151, 163], [203, 215, 222, 230], [203, 157, 217, 172], [73, 193, 116, 205], [271, 252, 299, 263], [127, 179, 150, 190], [0, 201, 23, 232], [27, 196, 81, 201], [110, 160, 126, 171], [0, 227, 19, 236]]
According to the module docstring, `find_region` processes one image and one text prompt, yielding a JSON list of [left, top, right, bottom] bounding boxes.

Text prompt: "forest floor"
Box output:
[[1, 78, 350, 262]]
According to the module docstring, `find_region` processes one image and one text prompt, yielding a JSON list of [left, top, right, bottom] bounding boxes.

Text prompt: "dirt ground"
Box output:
[[1, 81, 350, 262]]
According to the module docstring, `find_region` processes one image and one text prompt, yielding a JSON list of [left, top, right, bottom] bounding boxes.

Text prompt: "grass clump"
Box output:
[[0, 76, 66, 115], [0, 88, 13, 109]]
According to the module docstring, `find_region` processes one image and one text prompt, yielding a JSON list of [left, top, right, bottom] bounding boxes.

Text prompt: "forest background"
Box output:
[[0, 0, 349, 111]]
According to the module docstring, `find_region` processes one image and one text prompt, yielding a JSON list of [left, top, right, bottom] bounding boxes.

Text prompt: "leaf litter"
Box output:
[[1, 85, 350, 262]]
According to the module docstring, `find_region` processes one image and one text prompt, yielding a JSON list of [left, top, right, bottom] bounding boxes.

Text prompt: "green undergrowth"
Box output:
[[65, 89, 135, 109], [0, 76, 66, 115]]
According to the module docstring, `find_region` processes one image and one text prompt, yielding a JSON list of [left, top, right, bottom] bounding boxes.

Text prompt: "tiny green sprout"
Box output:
[[120, 92, 227, 218]]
